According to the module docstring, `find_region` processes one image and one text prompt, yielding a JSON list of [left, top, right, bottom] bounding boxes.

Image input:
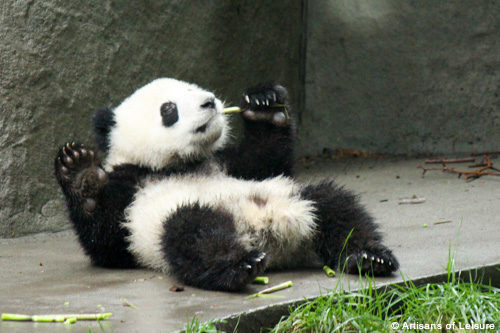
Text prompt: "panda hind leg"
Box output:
[[301, 181, 399, 276], [54, 142, 108, 212], [162, 204, 268, 291]]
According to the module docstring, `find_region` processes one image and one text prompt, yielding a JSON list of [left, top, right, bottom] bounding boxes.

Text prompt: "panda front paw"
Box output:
[[225, 251, 268, 291], [55, 142, 108, 210], [345, 247, 399, 277], [240, 82, 290, 127]]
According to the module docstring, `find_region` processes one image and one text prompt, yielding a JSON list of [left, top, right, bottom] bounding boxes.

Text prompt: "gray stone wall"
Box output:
[[0, 1, 304, 237], [1, 0, 499, 237], [299, 0, 499, 156]]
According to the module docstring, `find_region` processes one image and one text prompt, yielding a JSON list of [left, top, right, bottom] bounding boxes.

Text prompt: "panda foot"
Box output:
[[224, 251, 268, 291], [240, 82, 290, 127], [55, 142, 108, 201], [345, 247, 399, 277]]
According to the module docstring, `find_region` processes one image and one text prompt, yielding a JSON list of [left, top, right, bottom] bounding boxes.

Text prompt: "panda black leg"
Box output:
[[54, 142, 108, 212], [300, 181, 399, 276], [162, 204, 268, 291]]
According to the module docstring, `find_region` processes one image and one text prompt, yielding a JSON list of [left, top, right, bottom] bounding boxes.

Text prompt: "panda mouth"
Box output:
[[195, 123, 209, 133], [195, 116, 216, 133]]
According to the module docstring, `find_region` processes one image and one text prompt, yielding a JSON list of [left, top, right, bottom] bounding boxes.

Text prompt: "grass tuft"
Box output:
[[270, 270, 499, 333], [184, 316, 224, 333]]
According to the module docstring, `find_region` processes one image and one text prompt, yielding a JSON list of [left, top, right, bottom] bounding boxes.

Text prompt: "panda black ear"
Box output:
[[92, 107, 115, 152]]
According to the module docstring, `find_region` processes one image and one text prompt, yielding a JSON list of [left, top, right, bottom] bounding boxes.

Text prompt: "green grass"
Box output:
[[270, 277, 499, 332], [270, 255, 499, 333], [184, 317, 221, 333], [184, 255, 499, 332]]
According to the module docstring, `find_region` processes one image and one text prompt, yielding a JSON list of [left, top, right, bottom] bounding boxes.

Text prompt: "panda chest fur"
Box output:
[[123, 173, 318, 271]]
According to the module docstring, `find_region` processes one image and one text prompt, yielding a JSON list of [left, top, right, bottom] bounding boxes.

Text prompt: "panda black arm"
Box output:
[[55, 142, 139, 268], [217, 82, 295, 180]]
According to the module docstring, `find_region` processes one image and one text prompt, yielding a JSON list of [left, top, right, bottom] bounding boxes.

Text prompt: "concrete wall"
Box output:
[[1, 0, 499, 237], [298, 0, 499, 156], [0, 1, 304, 237]]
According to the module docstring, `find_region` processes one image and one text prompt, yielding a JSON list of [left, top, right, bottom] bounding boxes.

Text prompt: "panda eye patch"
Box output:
[[160, 102, 179, 127]]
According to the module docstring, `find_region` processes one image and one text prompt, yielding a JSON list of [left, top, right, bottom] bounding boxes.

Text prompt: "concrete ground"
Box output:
[[1, 157, 499, 332]]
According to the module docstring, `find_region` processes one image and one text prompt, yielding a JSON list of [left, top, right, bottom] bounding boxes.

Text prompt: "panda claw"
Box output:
[[245, 94, 250, 104], [381, 259, 384, 264], [56, 142, 106, 201], [244, 264, 252, 270], [371, 256, 375, 261], [376, 258, 380, 263], [255, 99, 260, 106], [362, 253, 368, 259]]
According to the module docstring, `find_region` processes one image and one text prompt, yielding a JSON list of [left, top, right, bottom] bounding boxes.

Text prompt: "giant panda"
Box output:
[[54, 78, 399, 291]]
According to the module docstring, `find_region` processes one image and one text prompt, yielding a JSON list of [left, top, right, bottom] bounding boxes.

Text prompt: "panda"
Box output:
[[54, 78, 399, 291]]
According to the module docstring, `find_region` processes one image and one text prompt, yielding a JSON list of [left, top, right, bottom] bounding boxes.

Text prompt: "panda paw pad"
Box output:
[[55, 142, 108, 199], [239, 82, 290, 126], [228, 251, 267, 290], [345, 248, 399, 276]]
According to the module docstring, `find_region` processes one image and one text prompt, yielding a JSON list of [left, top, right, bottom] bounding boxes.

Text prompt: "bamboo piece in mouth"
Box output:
[[222, 105, 289, 119], [222, 106, 242, 114]]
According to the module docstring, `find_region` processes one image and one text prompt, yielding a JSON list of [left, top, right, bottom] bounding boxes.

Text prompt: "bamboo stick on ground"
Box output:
[[1, 313, 112, 322], [246, 280, 293, 299]]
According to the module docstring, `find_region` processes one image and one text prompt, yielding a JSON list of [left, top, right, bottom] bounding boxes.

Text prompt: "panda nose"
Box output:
[[200, 98, 216, 110]]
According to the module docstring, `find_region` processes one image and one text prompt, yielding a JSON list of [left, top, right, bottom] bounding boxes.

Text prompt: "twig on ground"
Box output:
[[425, 158, 475, 164], [418, 155, 500, 180], [434, 220, 453, 225]]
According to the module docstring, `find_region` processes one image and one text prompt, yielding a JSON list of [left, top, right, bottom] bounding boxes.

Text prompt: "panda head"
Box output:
[[93, 78, 229, 170]]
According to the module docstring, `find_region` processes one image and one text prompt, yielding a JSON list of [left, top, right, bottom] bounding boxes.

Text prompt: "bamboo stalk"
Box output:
[[246, 280, 292, 299], [253, 276, 269, 285], [323, 265, 336, 277], [222, 105, 290, 119], [222, 106, 242, 114], [1, 313, 112, 322]]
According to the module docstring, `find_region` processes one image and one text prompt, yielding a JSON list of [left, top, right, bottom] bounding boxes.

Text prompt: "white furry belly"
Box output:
[[123, 174, 317, 271]]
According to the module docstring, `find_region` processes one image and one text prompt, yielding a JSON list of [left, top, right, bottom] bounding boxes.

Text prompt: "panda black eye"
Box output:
[[160, 102, 179, 127], [201, 98, 215, 109]]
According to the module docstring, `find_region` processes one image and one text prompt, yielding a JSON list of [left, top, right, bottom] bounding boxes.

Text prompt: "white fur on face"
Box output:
[[123, 174, 318, 272], [104, 78, 229, 170]]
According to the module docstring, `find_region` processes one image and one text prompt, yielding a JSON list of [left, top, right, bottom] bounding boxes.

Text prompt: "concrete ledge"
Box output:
[[1, 158, 499, 332]]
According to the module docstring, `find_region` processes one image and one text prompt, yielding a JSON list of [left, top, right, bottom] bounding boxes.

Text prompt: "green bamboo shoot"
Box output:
[[323, 265, 336, 277], [246, 280, 292, 299], [1, 313, 112, 322], [252, 276, 269, 285]]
